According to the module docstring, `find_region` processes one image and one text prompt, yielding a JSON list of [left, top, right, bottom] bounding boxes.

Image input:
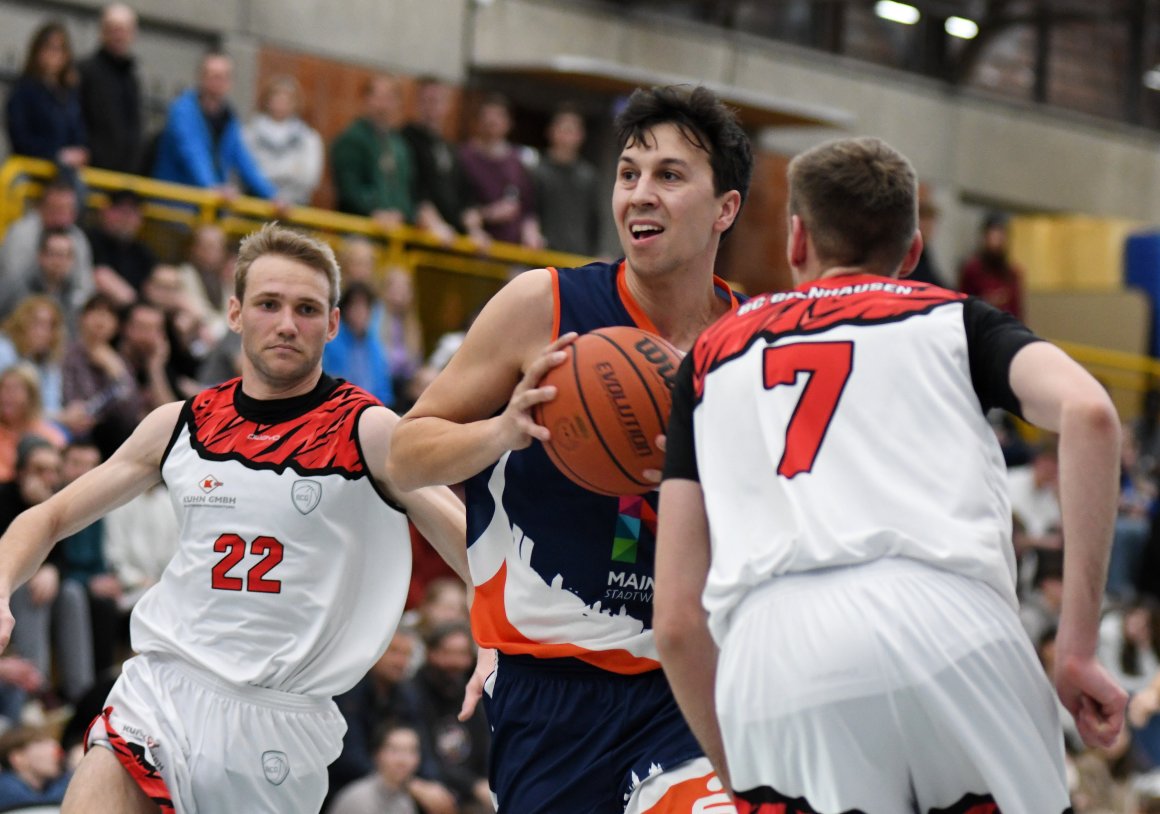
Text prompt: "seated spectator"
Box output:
[[54, 440, 123, 676], [244, 75, 324, 206], [323, 282, 394, 407], [5, 21, 87, 168], [86, 188, 156, 305], [116, 300, 178, 416], [141, 264, 207, 395], [0, 436, 93, 706], [330, 629, 456, 812], [402, 577, 469, 641], [0, 296, 73, 431], [0, 366, 66, 482], [176, 224, 232, 341], [410, 623, 491, 813], [102, 483, 179, 613], [1100, 599, 1160, 696], [1009, 439, 1062, 596], [152, 52, 276, 199], [0, 658, 43, 734], [1020, 546, 1064, 646], [0, 177, 93, 319], [402, 76, 488, 247], [77, 3, 143, 173], [327, 723, 424, 814], [24, 229, 84, 331], [0, 725, 71, 807], [332, 75, 415, 228], [534, 103, 600, 256], [381, 269, 423, 410], [60, 294, 136, 460], [459, 94, 542, 248]]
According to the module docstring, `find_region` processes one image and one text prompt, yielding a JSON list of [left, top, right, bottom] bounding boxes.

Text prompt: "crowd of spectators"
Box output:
[[5, 4, 1160, 813]]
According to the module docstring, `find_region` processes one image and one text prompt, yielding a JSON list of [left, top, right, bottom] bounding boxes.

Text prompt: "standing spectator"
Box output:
[[959, 211, 1025, 320], [534, 104, 600, 256], [410, 623, 491, 813], [0, 725, 71, 807], [5, 21, 87, 168], [77, 4, 142, 173], [0, 177, 94, 319], [86, 188, 156, 305], [458, 94, 542, 248], [244, 75, 324, 206], [151, 52, 277, 199], [323, 282, 394, 407], [327, 724, 424, 814], [60, 294, 136, 461], [0, 437, 93, 706], [402, 77, 487, 246], [332, 75, 416, 228]]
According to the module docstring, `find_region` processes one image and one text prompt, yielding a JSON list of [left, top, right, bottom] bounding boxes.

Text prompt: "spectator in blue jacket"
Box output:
[[0, 726, 71, 808], [5, 20, 88, 169], [323, 281, 394, 408], [151, 52, 276, 200]]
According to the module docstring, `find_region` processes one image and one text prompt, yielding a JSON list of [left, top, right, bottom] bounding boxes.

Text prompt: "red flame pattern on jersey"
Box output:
[[692, 276, 964, 398], [188, 379, 375, 476]]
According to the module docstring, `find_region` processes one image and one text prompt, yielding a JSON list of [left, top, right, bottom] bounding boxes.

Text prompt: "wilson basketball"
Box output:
[[534, 326, 682, 496]]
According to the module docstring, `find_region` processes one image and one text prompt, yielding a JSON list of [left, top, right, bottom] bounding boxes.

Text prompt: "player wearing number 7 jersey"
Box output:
[[0, 223, 468, 814], [655, 137, 1127, 813]]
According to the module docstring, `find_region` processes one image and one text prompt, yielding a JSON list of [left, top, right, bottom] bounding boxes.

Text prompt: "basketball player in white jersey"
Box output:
[[0, 223, 468, 814], [656, 137, 1126, 813]]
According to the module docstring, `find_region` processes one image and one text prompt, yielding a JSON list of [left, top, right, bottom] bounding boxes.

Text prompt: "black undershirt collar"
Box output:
[[233, 373, 340, 425]]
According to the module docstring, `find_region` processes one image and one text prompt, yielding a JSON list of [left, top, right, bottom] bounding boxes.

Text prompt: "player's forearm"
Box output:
[[656, 623, 731, 789], [389, 414, 512, 490], [1056, 396, 1121, 655], [0, 505, 64, 598]]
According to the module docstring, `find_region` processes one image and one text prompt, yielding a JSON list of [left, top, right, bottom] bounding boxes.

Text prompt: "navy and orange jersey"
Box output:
[[136, 374, 413, 697], [664, 274, 1043, 645], [466, 260, 742, 674]]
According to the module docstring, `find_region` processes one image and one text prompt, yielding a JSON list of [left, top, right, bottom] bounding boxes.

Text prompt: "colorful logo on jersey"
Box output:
[[292, 479, 322, 515], [613, 496, 657, 563], [262, 750, 289, 786], [199, 475, 223, 494]]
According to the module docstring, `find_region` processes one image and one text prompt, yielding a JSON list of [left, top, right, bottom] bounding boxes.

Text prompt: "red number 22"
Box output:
[[763, 341, 853, 478], [211, 534, 283, 593]]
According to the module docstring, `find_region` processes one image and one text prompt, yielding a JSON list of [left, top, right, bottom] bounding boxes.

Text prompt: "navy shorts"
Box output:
[[484, 654, 705, 813]]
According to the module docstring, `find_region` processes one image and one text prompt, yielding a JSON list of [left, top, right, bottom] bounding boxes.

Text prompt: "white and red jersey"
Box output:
[[133, 375, 411, 697], [664, 275, 1043, 644]]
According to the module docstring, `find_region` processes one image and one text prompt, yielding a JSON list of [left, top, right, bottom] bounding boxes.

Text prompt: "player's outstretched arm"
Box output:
[[1009, 341, 1127, 747], [0, 401, 179, 652], [362, 405, 470, 584], [388, 268, 570, 491], [654, 478, 731, 790]]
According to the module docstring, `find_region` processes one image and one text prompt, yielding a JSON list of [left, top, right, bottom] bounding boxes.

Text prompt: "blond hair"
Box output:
[[234, 222, 341, 308], [2, 296, 64, 362]]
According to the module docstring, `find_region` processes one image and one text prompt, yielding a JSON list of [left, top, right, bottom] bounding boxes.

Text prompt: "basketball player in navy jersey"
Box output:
[[656, 137, 1126, 813], [0, 223, 468, 814], [389, 86, 750, 812]]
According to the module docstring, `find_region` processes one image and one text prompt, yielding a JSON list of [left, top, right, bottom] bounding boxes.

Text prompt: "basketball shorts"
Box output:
[[716, 558, 1070, 814], [484, 653, 735, 813], [84, 652, 346, 814]]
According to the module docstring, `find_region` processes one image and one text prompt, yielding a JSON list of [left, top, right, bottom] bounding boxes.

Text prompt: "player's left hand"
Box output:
[[1054, 653, 1128, 749], [459, 646, 496, 721]]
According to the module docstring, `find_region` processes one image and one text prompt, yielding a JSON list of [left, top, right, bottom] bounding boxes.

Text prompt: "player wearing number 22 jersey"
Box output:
[[0, 224, 467, 814]]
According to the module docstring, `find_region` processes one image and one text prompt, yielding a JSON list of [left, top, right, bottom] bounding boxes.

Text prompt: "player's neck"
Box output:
[[624, 260, 727, 351], [239, 366, 325, 401]]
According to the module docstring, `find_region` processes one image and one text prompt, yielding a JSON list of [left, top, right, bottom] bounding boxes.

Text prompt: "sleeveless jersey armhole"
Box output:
[[351, 403, 408, 514], [548, 266, 561, 342], [158, 400, 194, 483]]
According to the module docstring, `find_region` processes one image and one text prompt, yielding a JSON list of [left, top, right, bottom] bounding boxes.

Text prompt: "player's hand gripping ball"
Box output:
[[534, 326, 681, 496]]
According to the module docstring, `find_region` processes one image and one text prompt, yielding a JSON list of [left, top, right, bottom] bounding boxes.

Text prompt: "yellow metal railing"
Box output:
[[0, 156, 594, 280]]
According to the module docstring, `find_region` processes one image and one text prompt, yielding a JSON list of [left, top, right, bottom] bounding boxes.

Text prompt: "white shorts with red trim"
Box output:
[[85, 652, 345, 814], [716, 558, 1070, 814]]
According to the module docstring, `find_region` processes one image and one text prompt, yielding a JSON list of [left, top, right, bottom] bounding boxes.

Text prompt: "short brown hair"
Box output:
[[787, 137, 917, 275], [234, 222, 341, 308]]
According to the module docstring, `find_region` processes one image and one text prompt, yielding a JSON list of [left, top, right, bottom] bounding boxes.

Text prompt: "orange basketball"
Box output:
[[534, 326, 682, 496]]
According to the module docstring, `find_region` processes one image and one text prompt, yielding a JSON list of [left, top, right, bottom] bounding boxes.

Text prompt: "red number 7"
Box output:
[[763, 341, 854, 478]]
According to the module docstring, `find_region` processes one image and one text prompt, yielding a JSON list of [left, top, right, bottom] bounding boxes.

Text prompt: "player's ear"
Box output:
[[327, 306, 340, 341], [227, 296, 242, 334], [714, 189, 742, 235], [787, 215, 808, 269], [897, 230, 924, 279]]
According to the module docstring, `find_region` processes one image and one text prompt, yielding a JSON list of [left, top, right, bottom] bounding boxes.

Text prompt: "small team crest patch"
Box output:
[[262, 750, 289, 785], [292, 480, 322, 514]]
